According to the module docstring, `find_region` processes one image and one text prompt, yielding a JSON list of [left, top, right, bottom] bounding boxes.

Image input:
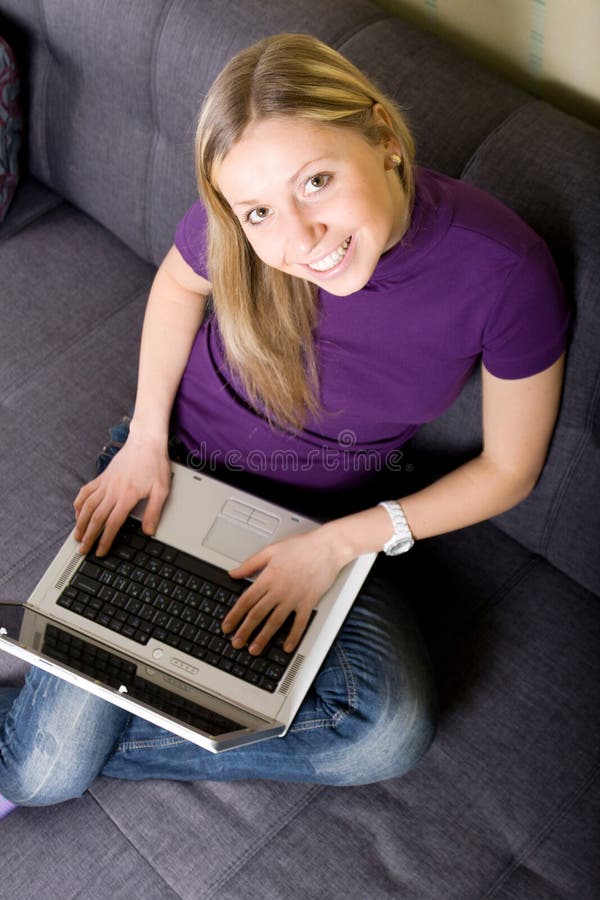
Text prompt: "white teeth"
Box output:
[[308, 238, 351, 272]]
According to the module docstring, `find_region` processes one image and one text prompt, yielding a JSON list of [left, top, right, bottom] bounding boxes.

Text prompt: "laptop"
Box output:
[[0, 462, 375, 752]]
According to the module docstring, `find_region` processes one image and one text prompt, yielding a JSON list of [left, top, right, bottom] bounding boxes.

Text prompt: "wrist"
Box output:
[[319, 506, 396, 565], [128, 414, 170, 447]]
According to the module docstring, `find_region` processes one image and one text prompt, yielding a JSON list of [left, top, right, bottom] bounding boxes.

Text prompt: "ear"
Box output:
[[371, 102, 401, 157], [371, 102, 394, 131]]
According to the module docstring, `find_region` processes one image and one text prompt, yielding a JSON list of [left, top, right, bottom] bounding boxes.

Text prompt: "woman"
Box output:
[[0, 34, 568, 808]]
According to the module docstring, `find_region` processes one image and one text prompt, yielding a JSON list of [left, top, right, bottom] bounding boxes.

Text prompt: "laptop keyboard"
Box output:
[[58, 516, 299, 693], [42, 624, 244, 736]]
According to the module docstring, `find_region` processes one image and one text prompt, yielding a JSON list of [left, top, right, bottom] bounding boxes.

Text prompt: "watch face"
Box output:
[[386, 536, 414, 556]]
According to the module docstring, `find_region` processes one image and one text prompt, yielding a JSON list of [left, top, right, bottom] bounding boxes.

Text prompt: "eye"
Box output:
[[247, 206, 272, 225], [305, 173, 331, 195]]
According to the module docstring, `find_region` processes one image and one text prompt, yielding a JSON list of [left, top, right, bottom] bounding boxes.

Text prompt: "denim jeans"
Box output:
[[0, 418, 437, 804]]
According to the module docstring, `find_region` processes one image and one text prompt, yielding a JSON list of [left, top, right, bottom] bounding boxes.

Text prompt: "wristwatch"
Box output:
[[378, 500, 415, 556]]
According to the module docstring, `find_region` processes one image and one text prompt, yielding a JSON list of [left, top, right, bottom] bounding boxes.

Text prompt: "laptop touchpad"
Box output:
[[202, 517, 271, 562]]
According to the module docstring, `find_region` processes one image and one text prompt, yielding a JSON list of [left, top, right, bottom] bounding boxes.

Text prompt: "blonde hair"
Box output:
[[195, 33, 416, 432]]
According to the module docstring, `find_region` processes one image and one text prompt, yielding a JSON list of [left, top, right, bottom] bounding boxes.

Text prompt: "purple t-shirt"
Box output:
[[173, 167, 569, 517]]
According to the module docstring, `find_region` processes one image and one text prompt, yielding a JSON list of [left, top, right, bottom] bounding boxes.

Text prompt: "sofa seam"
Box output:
[[85, 792, 185, 900], [199, 784, 325, 900], [0, 193, 64, 242], [0, 282, 150, 404], [35, 0, 53, 188], [330, 11, 390, 51], [467, 554, 543, 624], [480, 757, 600, 899], [143, 0, 178, 263], [460, 99, 542, 181], [0, 531, 68, 592]]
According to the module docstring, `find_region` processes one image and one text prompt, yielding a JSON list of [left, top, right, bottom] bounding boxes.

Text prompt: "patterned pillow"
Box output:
[[0, 36, 22, 223]]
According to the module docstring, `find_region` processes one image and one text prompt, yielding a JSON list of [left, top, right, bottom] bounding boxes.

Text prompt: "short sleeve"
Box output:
[[482, 238, 571, 379], [174, 199, 209, 279]]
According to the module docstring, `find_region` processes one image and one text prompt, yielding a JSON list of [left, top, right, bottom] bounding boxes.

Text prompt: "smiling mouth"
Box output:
[[307, 237, 352, 273]]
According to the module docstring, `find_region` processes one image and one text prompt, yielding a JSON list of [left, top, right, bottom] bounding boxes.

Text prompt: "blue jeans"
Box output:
[[0, 419, 436, 803]]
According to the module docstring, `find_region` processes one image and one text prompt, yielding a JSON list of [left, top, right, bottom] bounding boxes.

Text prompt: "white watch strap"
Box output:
[[378, 501, 414, 554]]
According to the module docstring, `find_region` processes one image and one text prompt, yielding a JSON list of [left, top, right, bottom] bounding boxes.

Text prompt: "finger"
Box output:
[[73, 486, 104, 542], [141, 481, 170, 536], [73, 477, 100, 515], [77, 499, 114, 555], [230, 595, 278, 649], [222, 583, 267, 634], [246, 605, 292, 656], [281, 607, 313, 653], [228, 547, 271, 579], [95, 501, 133, 556]]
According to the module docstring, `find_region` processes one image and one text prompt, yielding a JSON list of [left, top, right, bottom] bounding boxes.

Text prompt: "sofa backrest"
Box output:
[[1, 0, 598, 596], [414, 101, 600, 598], [0, 0, 529, 261]]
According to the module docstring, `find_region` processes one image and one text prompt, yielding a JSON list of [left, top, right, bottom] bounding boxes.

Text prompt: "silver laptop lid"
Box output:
[[0, 604, 285, 752]]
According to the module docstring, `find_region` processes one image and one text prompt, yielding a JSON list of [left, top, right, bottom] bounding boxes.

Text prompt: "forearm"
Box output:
[[321, 454, 535, 565], [130, 264, 207, 441]]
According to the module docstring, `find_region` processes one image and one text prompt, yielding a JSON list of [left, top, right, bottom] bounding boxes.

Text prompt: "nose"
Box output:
[[284, 207, 325, 264]]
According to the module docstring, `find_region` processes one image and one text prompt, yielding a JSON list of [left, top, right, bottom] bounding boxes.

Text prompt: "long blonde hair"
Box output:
[[195, 33, 416, 432]]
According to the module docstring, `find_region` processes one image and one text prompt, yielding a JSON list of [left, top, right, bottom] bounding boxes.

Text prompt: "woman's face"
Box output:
[[216, 113, 408, 296]]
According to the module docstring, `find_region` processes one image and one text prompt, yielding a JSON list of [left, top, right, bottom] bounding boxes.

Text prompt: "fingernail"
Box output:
[[232, 637, 244, 649], [249, 643, 260, 655]]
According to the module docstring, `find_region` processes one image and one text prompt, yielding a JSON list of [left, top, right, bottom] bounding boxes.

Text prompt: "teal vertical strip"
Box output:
[[423, 0, 438, 31], [528, 0, 547, 91]]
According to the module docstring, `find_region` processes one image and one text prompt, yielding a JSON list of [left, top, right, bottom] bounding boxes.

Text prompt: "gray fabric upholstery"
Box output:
[[0, 0, 384, 265], [0, 0, 598, 898], [340, 18, 529, 177], [411, 101, 600, 596], [0, 200, 153, 601], [0, 176, 62, 241]]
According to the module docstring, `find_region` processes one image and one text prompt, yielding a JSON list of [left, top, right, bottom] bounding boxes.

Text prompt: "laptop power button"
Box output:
[[152, 648, 164, 660]]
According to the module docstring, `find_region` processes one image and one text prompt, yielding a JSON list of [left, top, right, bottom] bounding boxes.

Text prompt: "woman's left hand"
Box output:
[[222, 527, 347, 655]]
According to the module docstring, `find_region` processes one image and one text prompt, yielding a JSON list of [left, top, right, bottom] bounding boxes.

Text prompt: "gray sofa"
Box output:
[[1, 1, 598, 897]]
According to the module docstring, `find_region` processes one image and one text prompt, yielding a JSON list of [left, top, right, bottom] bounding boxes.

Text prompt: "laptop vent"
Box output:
[[278, 654, 305, 695], [54, 552, 83, 592]]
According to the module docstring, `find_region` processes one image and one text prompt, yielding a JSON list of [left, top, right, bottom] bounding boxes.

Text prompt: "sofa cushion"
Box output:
[[0, 174, 62, 240], [0, 34, 21, 221], [0, 0, 386, 266], [462, 102, 600, 598], [0, 201, 153, 602], [1, 792, 182, 899], [4, 522, 589, 899], [410, 101, 600, 597], [339, 16, 529, 177]]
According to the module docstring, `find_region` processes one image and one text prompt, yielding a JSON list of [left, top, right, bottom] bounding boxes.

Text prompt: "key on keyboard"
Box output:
[[42, 624, 243, 735], [58, 517, 298, 692]]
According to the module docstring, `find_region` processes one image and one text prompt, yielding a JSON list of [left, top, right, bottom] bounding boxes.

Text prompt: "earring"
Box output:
[[390, 154, 402, 167]]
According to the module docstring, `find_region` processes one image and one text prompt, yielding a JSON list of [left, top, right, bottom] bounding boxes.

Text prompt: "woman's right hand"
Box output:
[[73, 431, 172, 558]]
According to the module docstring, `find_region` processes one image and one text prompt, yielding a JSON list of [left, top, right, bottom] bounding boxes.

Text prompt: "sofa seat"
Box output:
[[0, 0, 597, 895], [1, 517, 597, 899], [0, 182, 154, 606]]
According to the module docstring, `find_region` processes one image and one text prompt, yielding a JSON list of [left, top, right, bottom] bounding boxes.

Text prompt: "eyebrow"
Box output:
[[232, 157, 331, 209]]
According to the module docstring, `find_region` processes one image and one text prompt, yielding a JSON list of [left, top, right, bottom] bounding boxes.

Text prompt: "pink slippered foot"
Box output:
[[0, 794, 17, 820]]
